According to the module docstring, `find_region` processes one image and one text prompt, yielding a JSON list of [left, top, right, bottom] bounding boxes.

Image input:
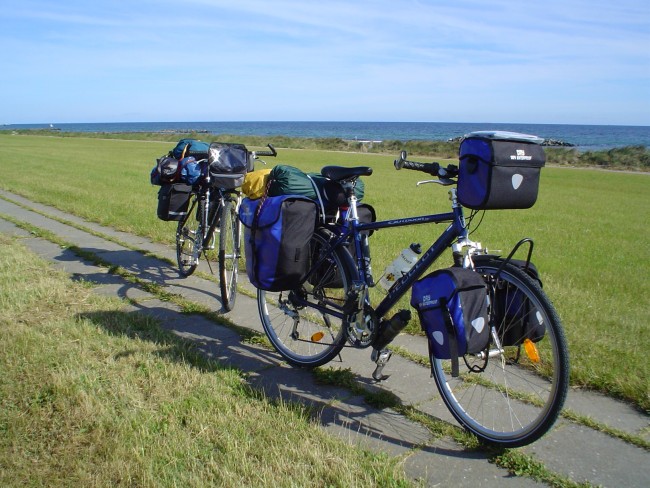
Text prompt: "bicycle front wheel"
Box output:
[[257, 230, 353, 367], [176, 196, 200, 277], [431, 259, 569, 448], [218, 198, 240, 312]]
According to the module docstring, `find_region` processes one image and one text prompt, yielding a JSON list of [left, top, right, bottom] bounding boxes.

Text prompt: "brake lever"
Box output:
[[416, 178, 455, 186]]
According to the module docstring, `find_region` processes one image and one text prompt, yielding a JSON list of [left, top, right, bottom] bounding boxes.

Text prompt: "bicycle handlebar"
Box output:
[[394, 150, 458, 178], [252, 144, 277, 158]]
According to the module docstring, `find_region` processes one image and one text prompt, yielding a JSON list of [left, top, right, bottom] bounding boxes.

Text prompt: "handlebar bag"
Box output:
[[239, 195, 318, 291], [491, 260, 546, 346], [411, 267, 489, 376], [157, 183, 193, 221], [208, 142, 252, 189], [458, 131, 546, 210]]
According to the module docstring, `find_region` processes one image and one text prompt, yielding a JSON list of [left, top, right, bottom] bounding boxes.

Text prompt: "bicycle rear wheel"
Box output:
[[430, 259, 569, 448], [257, 230, 353, 367], [176, 197, 200, 277], [218, 198, 240, 312]]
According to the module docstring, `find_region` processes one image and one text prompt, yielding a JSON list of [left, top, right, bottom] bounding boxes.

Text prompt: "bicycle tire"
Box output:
[[176, 196, 200, 277], [218, 198, 240, 312], [257, 229, 354, 367], [430, 259, 569, 448]]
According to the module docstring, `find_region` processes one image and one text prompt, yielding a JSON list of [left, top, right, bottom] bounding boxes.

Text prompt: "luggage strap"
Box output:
[[441, 297, 460, 377]]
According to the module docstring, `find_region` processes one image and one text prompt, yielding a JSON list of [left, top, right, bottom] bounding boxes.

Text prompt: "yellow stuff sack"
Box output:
[[242, 168, 272, 199]]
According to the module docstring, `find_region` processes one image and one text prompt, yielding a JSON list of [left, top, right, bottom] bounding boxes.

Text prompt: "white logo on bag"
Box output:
[[512, 174, 523, 190], [471, 317, 485, 333], [421, 294, 439, 307], [510, 149, 533, 161]]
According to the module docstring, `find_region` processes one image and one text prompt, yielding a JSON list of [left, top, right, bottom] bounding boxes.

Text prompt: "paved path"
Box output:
[[1, 189, 648, 487]]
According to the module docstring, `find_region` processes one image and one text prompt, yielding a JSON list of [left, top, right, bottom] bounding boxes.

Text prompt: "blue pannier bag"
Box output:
[[180, 156, 202, 185], [172, 138, 211, 160], [239, 195, 318, 292], [458, 131, 546, 210], [411, 267, 489, 377]]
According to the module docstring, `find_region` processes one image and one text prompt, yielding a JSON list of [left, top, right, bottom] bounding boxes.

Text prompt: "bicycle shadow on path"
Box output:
[[68, 247, 232, 313], [76, 298, 478, 460]]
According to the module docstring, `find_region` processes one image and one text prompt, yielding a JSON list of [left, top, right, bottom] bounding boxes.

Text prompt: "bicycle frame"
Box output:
[[309, 186, 477, 323]]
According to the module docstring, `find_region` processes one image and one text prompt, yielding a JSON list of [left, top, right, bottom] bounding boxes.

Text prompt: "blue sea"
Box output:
[[3, 121, 649, 151]]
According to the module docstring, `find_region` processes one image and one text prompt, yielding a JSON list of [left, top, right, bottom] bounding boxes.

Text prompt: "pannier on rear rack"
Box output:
[[157, 183, 193, 221], [239, 195, 319, 291], [208, 142, 253, 189], [492, 259, 546, 346], [458, 131, 546, 210]]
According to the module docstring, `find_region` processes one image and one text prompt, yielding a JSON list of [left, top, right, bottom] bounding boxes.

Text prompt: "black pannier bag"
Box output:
[[411, 267, 489, 376], [492, 260, 546, 346], [208, 142, 252, 189], [157, 183, 193, 221], [151, 156, 182, 185], [458, 131, 546, 210], [238, 195, 318, 292]]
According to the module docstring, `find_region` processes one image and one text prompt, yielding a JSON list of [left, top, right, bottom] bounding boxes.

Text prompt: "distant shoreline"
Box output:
[[2, 121, 648, 151], [2, 128, 647, 171]]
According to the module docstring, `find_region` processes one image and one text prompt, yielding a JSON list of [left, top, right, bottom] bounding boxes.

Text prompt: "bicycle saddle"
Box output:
[[321, 166, 373, 182]]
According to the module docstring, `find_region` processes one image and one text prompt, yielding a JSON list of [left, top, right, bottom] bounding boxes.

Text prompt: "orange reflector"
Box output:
[[523, 338, 540, 363], [311, 331, 325, 342]]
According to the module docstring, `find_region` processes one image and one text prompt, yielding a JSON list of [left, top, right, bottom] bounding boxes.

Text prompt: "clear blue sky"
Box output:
[[2, 0, 649, 126]]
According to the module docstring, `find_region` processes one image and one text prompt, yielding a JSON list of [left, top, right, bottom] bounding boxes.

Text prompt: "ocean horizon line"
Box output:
[[3, 120, 649, 151], [4, 120, 650, 128]]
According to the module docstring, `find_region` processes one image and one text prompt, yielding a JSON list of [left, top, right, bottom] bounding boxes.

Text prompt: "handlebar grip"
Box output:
[[254, 144, 277, 157], [402, 160, 440, 175]]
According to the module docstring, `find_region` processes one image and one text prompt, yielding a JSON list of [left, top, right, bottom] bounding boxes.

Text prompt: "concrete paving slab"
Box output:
[[522, 420, 650, 487], [319, 394, 432, 456], [405, 438, 544, 487], [562, 388, 648, 438]]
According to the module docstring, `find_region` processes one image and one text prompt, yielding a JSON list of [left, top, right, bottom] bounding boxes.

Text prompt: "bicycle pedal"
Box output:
[[371, 348, 392, 381], [372, 364, 390, 382]]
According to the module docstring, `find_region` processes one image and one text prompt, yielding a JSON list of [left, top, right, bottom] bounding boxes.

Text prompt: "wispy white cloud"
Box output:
[[1, 0, 648, 124]]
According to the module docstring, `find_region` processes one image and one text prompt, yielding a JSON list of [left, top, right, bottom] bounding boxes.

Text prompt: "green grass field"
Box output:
[[0, 233, 411, 487], [0, 133, 648, 412]]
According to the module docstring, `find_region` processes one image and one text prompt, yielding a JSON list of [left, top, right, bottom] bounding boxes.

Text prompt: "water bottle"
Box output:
[[377, 243, 422, 291]]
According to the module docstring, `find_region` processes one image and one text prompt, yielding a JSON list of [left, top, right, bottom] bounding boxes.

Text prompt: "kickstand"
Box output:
[[371, 348, 392, 381]]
